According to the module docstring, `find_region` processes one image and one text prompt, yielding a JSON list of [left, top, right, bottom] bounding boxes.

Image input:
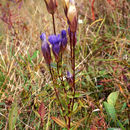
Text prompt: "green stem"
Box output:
[[48, 64, 67, 122]]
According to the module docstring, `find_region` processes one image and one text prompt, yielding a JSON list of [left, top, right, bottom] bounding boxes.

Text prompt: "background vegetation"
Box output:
[[0, 0, 129, 129]]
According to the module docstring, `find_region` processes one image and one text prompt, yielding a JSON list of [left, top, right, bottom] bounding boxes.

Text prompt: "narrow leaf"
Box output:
[[9, 103, 18, 130], [108, 128, 121, 130], [73, 103, 78, 112], [74, 92, 93, 98], [51, 117, 67, 128], [117, 119, 125, 130], [38, 102, 46, 122], [31, 50, 39, 60]]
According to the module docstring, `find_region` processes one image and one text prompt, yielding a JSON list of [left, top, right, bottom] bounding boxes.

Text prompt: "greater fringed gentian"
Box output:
[[48, 34, 61, 62], [40, 33, 51, 65], [61, 30, 67, 52]]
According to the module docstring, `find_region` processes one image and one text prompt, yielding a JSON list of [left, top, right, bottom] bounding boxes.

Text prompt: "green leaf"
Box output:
[[60, 98, 67, 109], [31, 50, 39, 60], [107, 128, 121, 130], [117, 120, 125, 130], [121, 103, 127, 112], [50, 63, 57, 69], [104, 102, 117, 121], [62, 128, 68, 130], [73, 103, 78, 112], [9, 103, 18, 130], [74, 92, 93, 98], [33, 109, 40, 118], [67, 94, 73, 99], [107, 91, 119, 106], [123, 119, 129, 125]]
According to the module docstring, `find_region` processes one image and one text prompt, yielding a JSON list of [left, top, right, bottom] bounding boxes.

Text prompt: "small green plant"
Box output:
[[104, 91, 125, 129]]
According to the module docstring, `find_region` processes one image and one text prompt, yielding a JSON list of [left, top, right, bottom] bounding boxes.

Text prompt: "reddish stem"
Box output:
[[91, 0, 95, 21], [72, 32, 76, 109], [52, 14, 56, 35]]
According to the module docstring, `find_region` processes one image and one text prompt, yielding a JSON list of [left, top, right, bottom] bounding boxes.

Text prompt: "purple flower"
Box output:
[[40, 33, 51, 65], [61, 30, 67, 51], [67, 71, 73, 86], [40, 33, 46, 41], [48, 34, 61, 62]]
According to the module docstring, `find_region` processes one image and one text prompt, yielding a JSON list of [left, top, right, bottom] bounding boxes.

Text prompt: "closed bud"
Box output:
[[61, 30, 67, 52], [44, 0, 58, 14], [62, 0, 69, 17], [67, 0, 77, 32], [40, 33, 51, 65], [67, 71, 73, 86]]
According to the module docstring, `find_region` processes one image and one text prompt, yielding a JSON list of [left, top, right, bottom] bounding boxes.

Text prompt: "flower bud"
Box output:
[[61, 30, 67, 52], [48, 34, 61, 62], [67, 0, 77, 32], [44, 0, 58, 15], [62, 0, 69, 17], [40, 33, 51, 65], [67, 71, 73, 86]]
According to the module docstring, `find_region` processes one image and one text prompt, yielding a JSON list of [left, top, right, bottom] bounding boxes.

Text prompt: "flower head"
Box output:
[[40, 33, 46, 41], [67, 0, 77, 32], [40, 33, 51, 65], [44, 0, 58, 15], [48, 34, 61, 45], [61, 30, 67, 51], [61, 30, 67, 38], [48, 34, 61, 62]]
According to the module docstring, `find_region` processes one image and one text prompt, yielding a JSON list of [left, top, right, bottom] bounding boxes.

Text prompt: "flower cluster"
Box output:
[[40, 30, 67, 63], [41, 0, 78, 89]]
